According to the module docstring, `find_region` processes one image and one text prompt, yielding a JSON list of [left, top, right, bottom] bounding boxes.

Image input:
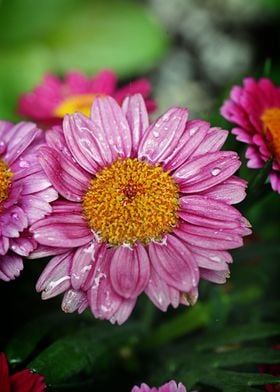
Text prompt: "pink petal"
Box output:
[[190, 127, 228, 158], [36, 251, 73, 299], [110, 244, 150, 299], [38, 145, 90, 201], [173, 151, 241, 192], [31, 209, 93, 248], [138, 108, 188, 165], [145, 266, 181, 311], [61, 289, 87, 313], [114, 78, 152, 102], [163, 120, 210, 172], [179, 195, 245, 230], [63, 113, 108, 174], [122, 94, 149, 156], [200, 267, 230, 284], [10, 235, 36, 256], [0, 236, 9, 255], [88, 69, 117, 94], [174, 222, 244, 250], [3, 122, 40, 165], [90, 96, 132, 159], [88, 253, 123, 321], [109, 297, 136, 325], [148, 235, 199, 292], [71, 241, 100, 290], [0, 253, 23, 281], [200, 175, 247, 204]]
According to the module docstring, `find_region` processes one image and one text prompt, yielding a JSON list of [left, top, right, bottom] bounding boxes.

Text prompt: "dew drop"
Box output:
[[211, 167, 221, 176], [19, 159, 30, 168], [189, 127, 198, 136], [153, 131, 160, 138]]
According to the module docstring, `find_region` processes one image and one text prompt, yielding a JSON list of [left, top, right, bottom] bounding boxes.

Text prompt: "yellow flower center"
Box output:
[[0, 159, 13, 208], [82, 158, 179, 246], [261, 107, 280, 157], [53, 93, 103, 118]]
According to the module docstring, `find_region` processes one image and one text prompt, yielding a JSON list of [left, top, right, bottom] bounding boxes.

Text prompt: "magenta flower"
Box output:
[[0, 352, 46, 392], [30, 94, 250, 324], [221, 77, 280, 193], [0, 121, 57, 281], [18, 70, 156, 125], [131, 380, 187, 392]]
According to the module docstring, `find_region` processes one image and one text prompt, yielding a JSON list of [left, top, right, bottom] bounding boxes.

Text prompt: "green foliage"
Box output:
[[0, 0, 168, 120]]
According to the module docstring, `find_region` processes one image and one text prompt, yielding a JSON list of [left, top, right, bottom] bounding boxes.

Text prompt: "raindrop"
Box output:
[[153, 131, 160, 138], [19, 159, 30, 168], [211, 167, 221, 176], [189, 127, 198, 136]]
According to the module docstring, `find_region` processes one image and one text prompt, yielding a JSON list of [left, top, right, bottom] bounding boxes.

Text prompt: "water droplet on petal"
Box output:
[[211, 167, 221, 176], [153, 131, 160, 138]]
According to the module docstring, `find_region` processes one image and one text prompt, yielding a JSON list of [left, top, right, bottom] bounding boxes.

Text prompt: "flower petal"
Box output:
[[110, 244, 150, 299], [0, 253, 23, 281], [122, 94, 149, 155], [90, 96, 132, 159], [38, 145, 90, 201], [36, 251, 72, 299], [138, 108, 188, 165], [31, 205, 92, 248], [173, 151, 241, 192], [148, 235, 199, 292], [63, 113, 108, 173]]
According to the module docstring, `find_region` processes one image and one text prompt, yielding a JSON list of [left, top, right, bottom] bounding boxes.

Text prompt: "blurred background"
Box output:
[[0, 0, 279, 391]]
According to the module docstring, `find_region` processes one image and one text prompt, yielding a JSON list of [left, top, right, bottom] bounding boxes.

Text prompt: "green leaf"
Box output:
[[28, 323, 142, 385], [198, 370, 280, 390], [6, 313, 88, 365], [0, 0, 77, 45], [46, 0, 168, 77], [196, 323, 280, 351], [142, 303, 211, 349]]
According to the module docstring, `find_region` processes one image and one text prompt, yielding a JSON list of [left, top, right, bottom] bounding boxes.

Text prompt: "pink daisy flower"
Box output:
[[131, 380, 187, 392], [18, 69, 156, 125], [30, 94, 250, 324], [0, 121, 57, 281], [221, 77, 280, 193]]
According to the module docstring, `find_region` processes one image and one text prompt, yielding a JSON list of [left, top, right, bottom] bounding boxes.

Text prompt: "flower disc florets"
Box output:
[[83, 158, 179, 246]]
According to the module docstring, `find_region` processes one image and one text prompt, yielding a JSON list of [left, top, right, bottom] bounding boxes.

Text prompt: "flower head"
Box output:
[[0, 352, 46, 391], [0, 121, 57, 281], [131, 380, 187, 392], [18, 70, 156, 125], [31, 94, 250, 324], [221, 77, 280, 193]]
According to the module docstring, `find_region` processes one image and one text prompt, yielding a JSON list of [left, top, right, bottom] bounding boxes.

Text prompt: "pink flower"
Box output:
[[0, 121, 57, 281], [131, 380, 187, 392], [220, 77, 280, 193], [0, 352, 46, 392], [18, 70, 156, 125], [30, 94, 250, 324]]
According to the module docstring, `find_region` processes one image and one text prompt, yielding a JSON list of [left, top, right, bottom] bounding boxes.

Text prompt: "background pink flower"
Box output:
[[18, 69, 156, 125], [0, 121, 57, 281], [221, 77, 280, 193], [31, 94, 250, 324], [131, 380, 187, 392]]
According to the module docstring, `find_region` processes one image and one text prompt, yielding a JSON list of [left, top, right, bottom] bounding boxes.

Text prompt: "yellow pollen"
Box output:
[[0, 159, 13, 208], [261, 107, 280, 157], [82, 158, 180, 246], [53, 93, 104, 118]]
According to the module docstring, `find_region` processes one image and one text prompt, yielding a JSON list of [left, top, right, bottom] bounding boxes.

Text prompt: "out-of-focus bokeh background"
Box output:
[[0, 1, 279, 391]]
